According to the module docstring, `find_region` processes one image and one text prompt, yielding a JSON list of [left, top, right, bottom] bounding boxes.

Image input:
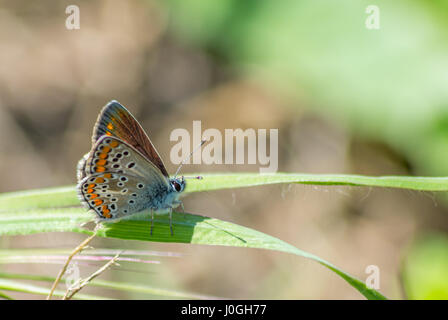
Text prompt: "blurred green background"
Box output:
[[0, 0, 447, 299]]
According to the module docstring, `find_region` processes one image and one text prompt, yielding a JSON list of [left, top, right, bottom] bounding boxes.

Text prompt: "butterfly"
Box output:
[[76, 100, 202, 235]]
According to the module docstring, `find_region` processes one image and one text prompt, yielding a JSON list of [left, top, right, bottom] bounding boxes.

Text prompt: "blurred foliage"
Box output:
[[163, 0, 448, 176], [402, 233, 448, 299]]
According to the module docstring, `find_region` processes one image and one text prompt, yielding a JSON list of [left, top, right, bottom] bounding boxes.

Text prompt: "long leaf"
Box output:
[[1, 173, 447, 211]]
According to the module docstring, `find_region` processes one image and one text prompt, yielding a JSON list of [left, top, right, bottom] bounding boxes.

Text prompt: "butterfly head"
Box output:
[[170, 176, 186, 193]]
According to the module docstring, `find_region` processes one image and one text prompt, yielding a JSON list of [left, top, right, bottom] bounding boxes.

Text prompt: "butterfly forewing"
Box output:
[[84, 136, 168, 186], [92, 101, 170, 177]]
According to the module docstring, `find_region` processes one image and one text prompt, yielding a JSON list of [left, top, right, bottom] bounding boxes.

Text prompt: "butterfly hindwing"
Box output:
[[77, 172, 158, 220], [76, 152, 89, 181], [92, 100, 170, 177], [76, 136, 172, 220]]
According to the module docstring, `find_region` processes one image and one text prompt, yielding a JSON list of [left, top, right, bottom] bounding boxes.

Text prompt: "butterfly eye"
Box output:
[[172, 181, 182, 192]]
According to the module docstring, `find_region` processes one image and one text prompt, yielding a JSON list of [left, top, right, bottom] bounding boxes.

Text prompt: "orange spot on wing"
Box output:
[[87, 188, 94, 194], [102, 146, 111, 153], [101, 205, 111, 218], [109, 140, 119, 148], [106, 131, 112, 136], [96, 159, 107, 166], [96, 166, 106, 173], [99, 153, 108, 159], [95, 177, 105, 183], [107, 123, 114, 130], [104, 173, 112, 179], [88, 184, 96, 189], [94, 199, 103, 206], [90, 194, 99, 199]]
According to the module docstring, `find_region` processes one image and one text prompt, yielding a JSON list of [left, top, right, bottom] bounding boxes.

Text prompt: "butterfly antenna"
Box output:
[[174, 139, 207, 178]]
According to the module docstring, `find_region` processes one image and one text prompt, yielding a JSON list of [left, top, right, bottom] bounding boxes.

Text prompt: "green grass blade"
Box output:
[[0, 248, 182, 259], [0, 272, 223, 300], [0, 207, 386, 299], [0, 291, 14, 300], [0, 186, 78, 211], [1, 173, 447, 211], [0, 207, 91, 236], [185, 173, 448, 193], [0, 279, 110, 300]]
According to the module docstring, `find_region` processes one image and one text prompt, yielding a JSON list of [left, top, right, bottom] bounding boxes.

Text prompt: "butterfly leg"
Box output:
[[180, 201, 186, 218], [173, 200, 185, 218], [150, 208, 154, 236], [169, 207, 174, 236]]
